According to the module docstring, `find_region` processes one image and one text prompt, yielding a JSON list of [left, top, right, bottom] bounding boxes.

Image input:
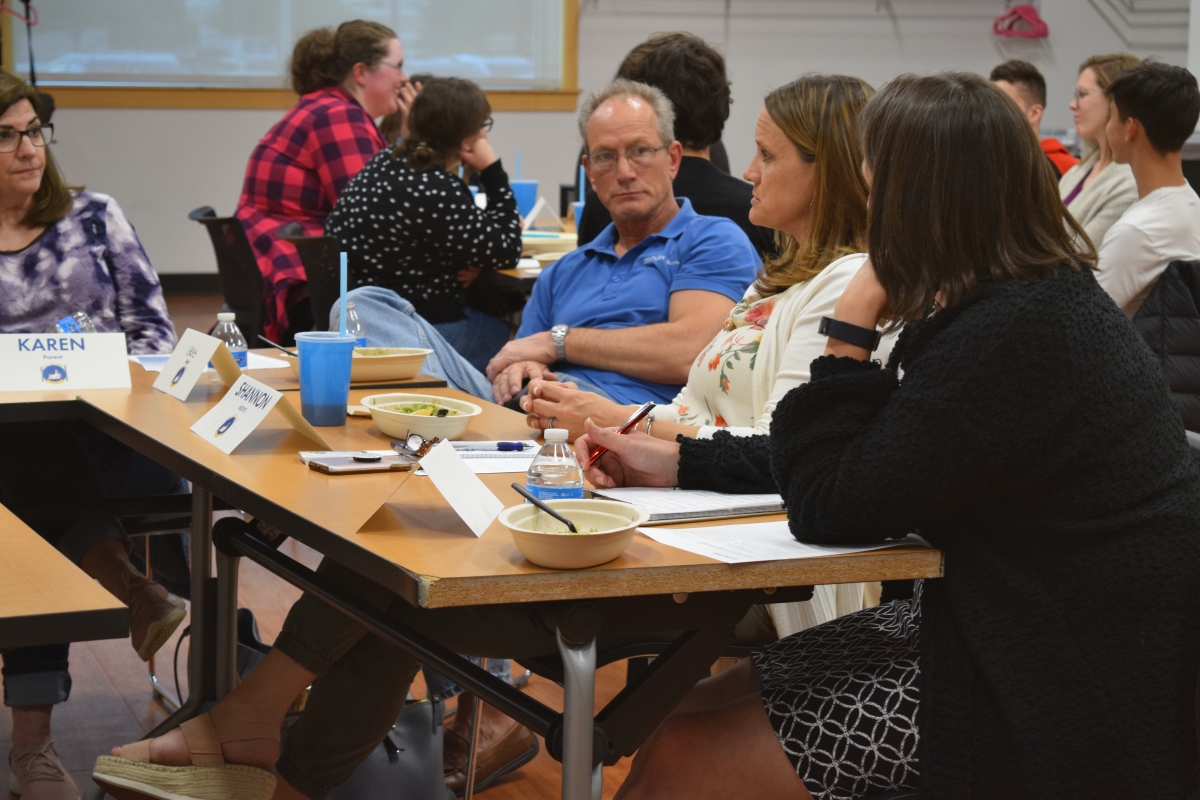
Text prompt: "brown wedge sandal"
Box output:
[[92, 713, 278, 800]]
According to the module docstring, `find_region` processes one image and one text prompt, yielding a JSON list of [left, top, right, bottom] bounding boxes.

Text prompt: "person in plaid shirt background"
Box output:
[[236, 20, 417, 343]]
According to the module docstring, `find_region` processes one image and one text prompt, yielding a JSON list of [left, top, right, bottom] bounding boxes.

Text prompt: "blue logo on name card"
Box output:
[[41, 364, 67, 384], [170, 366, 186, 386], [215, 416, 237, 437]]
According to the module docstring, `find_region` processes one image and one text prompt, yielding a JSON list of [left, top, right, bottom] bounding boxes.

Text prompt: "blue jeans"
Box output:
[[331, 287, 494, 400], [0, 429, 183, 706], [434, 307, 511, 376]]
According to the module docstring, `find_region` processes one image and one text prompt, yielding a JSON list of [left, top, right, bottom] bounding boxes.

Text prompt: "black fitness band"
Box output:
[[818, 316, 883, 351]]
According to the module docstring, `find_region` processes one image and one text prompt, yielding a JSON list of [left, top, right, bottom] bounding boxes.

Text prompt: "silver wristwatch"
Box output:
[[550, 324, 570, 362]]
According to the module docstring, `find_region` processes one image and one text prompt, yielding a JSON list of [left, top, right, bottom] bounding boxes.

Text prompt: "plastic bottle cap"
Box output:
[[346, 301, 356, 309], [217, 312, 236, 322], [544, 428, 568, 441]]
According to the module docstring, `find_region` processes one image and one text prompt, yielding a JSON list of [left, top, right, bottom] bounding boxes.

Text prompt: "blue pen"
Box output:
[[451, 441, 531, 451]]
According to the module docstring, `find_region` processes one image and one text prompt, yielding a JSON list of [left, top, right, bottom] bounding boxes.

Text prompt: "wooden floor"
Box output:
[[163, 293, 224, 339], [0, 535, 635, 799]]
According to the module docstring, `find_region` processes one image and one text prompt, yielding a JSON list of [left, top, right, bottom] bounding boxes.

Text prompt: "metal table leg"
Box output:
[[463, 657, 489, 800], [557, 629, 597, 800], [215, 547, 240, 699]]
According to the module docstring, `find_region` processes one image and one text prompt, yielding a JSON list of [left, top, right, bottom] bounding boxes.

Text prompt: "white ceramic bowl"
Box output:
[[361, 392, 481, 440], [283, 347, 432, 383], [499, 499, 650, 569]]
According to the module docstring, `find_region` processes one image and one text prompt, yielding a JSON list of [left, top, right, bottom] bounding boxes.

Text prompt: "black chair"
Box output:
[[187, 206, 264, 343], [278, 221, 340, 332]]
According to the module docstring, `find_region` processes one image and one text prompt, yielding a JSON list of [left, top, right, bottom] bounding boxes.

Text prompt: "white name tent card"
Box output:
[[190, 375, 284, 454], [189, 374, 331, 454], [152, 328, 236, 400], [418, 440, 504, 537], [0, 332, 131, 391]]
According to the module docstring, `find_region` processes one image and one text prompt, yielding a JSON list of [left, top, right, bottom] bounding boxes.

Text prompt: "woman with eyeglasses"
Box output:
[[327, 76, 523, 373], [236, 20, 417, 344], [0, 72, 187, 800], [1059, 53, 1141, 247]]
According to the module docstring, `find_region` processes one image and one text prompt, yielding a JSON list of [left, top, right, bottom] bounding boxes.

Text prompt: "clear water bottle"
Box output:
[[525, 428, 585, 501], [333, 300, 367, 348], [46, 311, 96, 334], [211, 311, 248, 371]]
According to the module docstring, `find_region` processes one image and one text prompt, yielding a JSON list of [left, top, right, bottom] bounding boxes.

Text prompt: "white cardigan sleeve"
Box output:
[[696, 260, 858, 438]]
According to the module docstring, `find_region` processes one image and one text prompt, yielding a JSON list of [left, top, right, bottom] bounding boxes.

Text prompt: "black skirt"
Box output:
[[751, 582, 923, 800]]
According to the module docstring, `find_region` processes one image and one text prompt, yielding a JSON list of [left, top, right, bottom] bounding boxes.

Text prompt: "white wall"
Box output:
[[48, 0, 1189, 274]]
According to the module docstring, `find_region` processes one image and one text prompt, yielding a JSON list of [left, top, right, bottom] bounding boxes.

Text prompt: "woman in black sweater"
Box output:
[[327, 77, 522, 372], [584, 73, 1200, 800]]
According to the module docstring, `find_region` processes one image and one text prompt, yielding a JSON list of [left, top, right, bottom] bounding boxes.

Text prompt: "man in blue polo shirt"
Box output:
[[486, 79, 759, 406]]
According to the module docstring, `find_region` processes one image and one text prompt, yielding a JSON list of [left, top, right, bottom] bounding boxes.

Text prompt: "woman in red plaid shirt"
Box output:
[[236, 20, 417, 343]]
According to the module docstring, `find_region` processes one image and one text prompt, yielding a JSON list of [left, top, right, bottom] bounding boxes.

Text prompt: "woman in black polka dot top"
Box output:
[[327, 77, 522, 369]]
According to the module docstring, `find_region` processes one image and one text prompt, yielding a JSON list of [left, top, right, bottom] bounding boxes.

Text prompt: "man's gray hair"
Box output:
[[578, 79, 675, 150]]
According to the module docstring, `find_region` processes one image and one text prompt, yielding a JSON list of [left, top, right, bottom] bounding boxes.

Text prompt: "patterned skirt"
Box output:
[[751, 581, 922, 800]]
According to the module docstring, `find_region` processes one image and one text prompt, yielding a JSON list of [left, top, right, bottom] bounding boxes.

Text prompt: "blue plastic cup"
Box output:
[[510, 179, 538, 218], [294, 331, 356, 426], [571, 201, 584, 231]]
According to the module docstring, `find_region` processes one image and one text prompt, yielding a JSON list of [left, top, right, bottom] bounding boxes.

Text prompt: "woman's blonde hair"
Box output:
[[755, 74, 874, 296], [1078, 53, 1141, 156]]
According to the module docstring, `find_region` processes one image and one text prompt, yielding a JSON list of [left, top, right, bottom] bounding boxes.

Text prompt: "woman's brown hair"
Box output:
[[290, 20, 397, 96], [1081, 52, 1142, 93], [0, 73, 72, 227], [393, 78, 490, 172], [860, 72, 1094, 325], [755, 74, 874, 297]]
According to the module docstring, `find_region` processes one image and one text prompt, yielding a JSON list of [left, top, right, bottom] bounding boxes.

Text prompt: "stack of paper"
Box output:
[[590, 487, 783, 524], [639, 521, 927, 564]]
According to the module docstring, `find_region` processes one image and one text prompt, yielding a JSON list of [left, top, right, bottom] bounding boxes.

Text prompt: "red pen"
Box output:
[[586, 401, 656, 468]]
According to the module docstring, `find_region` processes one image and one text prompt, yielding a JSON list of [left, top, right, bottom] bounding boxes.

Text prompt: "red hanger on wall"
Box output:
[[993, 5, 1049, 39]]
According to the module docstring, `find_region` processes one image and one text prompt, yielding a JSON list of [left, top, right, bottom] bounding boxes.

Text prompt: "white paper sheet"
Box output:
[[418, 440, 504, 536], [133, 352, 289, 372], [638, 521, 926, 564]]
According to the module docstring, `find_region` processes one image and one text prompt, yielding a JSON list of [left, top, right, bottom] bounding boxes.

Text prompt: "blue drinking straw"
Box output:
[[339, 251, 348, 337], [578, 164, 586, 205], [457, 164, 463, 179], [515, 147, 522, 181]]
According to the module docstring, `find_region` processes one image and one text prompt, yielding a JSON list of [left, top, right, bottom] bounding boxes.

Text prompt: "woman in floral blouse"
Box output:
[[523, 74, 892, 442]]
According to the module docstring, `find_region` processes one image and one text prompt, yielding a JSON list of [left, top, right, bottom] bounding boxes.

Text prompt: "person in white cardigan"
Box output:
[[521, 74, 886, 635], [1059, 52, 1141, 247]]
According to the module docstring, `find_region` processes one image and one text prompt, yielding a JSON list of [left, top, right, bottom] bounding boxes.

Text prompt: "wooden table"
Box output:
[[2, 366, 941, 800], [0, 502, 128, 649]]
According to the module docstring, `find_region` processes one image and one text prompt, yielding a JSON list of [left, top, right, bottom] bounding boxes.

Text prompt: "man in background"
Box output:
[[992, 59, 1079, 178], [576, 32, 774, 257]]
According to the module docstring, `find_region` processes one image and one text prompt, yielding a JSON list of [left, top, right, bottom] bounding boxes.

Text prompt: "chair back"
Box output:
[[187, 206, 264, 341], [278, 221, 341, 331]]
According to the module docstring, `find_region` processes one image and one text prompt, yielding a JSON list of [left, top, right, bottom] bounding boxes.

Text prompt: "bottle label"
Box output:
[[524, 484, 585, 501], [207, 351, 248, 370], [55, 316, 83, 333]]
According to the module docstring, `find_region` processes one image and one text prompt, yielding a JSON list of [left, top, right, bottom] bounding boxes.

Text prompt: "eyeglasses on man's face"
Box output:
[[0, 124, 52, 154], [585, 144, 668, 173]]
